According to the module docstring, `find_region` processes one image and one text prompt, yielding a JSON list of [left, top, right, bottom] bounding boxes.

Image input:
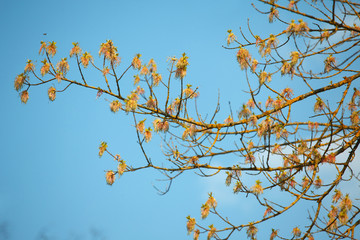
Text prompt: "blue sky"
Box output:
[[1, 0, 359, 239]]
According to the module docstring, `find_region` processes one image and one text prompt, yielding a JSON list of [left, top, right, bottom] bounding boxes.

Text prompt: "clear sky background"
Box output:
[[1, 0, 359, 240]]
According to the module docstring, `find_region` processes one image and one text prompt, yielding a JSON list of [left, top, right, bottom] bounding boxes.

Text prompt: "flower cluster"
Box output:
[[24, 60, 35, 73], [117, 160, 127, 176], [99, 40, 120, 65], [48, 86, 56, 101], [251, 180, 263, 195], [80, 52, 93, 68], [14, 73, 27, 91], [175, 53, 189, 79], [69, 42, 81, 57], [246, 223, 258, 239], [105, 171, 115, 185], [286, 19, 309, 35], [186, 216, 196, 235], [226, 29, 236, 45], [125, 91, 139, 112], [132, 54, 142, 70], [40, 59, 50, 76], [99, 141, 108, 157], [183, 84, 199, 99], [236, 48, 251, 70], [153, 119, 169, 133], [20, 90, 29, 104], [324, 55, 336, 72], [268, 7, 279, 23], [110, 100, 122, 113], [56, 58, 69, 74]]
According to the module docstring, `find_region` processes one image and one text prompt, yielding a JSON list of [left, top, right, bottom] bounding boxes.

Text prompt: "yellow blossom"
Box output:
[[105, 171, 115, 185], [48, 86, 56, 101], [69, 42, 81, 57]]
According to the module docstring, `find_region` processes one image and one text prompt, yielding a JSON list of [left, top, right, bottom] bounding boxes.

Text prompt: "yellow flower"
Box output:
[[69, 42, 81, 57], [133, 75, 140, 85], [236, 48, 251, 70], [183, 84, 198, 99], [201, 204, 210, 219], [186, 216, 196, 235], [324, 55, 336, 72], [20, 90, 29, 104], [251, 59, 258, 72], [40, 59, 50, 76], [46, 41, 57, 57], [117, 160, 127, 176], [224, 115, 233, 124], [55, 71, 63, 82], [207, 225, 216, 240], [148, 58, 157, 72], [152, 73, 162, 86], [24, 60, 35, 73], [56, 58, 69, 74], [292, 227, 301, 237], [99, 40, 120, 65], [226, 29, 236, 45], [144, 128, 152, 142], [102, 67, 110, 76], [268, 7, 279, 23], [99, 141, 107, 157], [110, 100, 121, 113], [39, 41, 47, 55], [81, 52, 93, 68], [193, 229, 200, 240], [48, 86, 56, 101], [205, 192, 217, 208], [125, 99, 137, 112], [246, 223, 258, 239], [136, 119, 146, 134], [146, 96, 157, 109], [140, 65, 149, 76], [105, 171, 115, 185], [14, 74, 26, 91], [175, 53, 189, 79], [295, 19, 309, 35], [132, 54, 142, 70], [251, 180, 263, 195], [290, 51, 299, 66]]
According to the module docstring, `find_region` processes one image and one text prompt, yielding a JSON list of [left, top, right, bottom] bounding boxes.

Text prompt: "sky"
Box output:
[[0, 0, 359, 240]]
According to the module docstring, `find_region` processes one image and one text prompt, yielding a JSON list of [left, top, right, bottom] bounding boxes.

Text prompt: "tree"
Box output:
[[14, 0, 360, 239]]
